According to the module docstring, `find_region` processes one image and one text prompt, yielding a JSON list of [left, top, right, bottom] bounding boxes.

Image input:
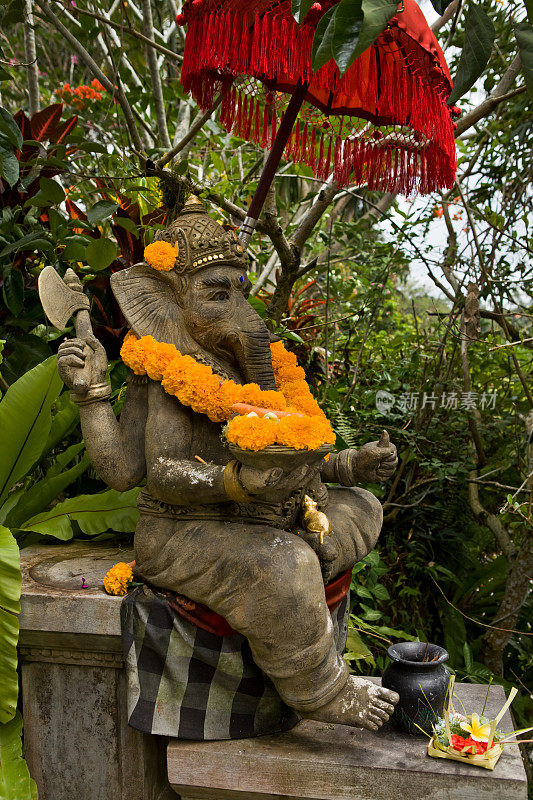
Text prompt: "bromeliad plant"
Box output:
[[426, 676, 533, 770]]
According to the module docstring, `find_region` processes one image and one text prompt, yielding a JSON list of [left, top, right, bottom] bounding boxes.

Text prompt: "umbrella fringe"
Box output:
[[181, 4, 457, 194], [213, 80, 455, 192]]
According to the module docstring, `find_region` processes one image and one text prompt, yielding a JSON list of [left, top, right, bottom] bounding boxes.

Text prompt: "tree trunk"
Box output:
[[480, 534, 533, 675], [23, 0, 40, 116]]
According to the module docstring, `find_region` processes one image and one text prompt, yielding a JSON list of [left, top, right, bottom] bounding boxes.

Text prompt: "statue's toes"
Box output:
[[370, 704, 390, 722], [374, 697, 396, 717], [361, 716, 380, 732], [378, 686, 399, 706], [367, 712, 387, 729]]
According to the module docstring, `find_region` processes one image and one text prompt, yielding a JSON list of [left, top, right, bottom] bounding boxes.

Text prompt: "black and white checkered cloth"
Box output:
[[121, 585, 349, 740]]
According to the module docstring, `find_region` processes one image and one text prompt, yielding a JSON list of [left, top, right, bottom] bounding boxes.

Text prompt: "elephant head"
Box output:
[[111, 196, 276, 390]]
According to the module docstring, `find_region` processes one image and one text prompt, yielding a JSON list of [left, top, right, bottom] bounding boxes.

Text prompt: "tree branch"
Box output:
[[23, 0, 40, 115], [455, 55, 524, 137], [141, 0, 171, 147], [431, 0, 459, 34], [481, 531, 532, 675], [156, 94, 224, 169], [62, 2, 182, 62], [291, 176, 339, 250]]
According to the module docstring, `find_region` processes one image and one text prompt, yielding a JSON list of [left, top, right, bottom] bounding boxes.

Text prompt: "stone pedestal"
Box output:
[[19, 542, 175, 800], [167, 682, 527, 800]]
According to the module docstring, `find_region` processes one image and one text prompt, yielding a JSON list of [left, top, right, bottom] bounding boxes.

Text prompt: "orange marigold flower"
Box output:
[[144, 241, 179, 271], [103, 562, 134, 596], [226, 415, 279, 450]]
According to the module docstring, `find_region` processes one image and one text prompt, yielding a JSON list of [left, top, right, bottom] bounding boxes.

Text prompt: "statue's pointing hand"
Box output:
[[57, 334, 108, 393], [352, 430, 398, 483]]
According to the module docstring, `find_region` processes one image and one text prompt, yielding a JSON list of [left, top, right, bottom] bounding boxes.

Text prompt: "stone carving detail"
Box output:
[[19, 645, 123, 668]]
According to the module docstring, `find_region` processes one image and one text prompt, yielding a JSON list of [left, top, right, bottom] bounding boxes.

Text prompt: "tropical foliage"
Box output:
[[0, 354, 138, 798]]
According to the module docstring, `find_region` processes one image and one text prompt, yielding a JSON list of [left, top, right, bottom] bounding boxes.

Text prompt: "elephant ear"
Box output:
[[111, 264, 182, 345]]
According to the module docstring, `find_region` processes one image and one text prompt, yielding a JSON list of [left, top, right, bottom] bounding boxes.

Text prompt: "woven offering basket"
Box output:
[[426, 676, 530, 771]]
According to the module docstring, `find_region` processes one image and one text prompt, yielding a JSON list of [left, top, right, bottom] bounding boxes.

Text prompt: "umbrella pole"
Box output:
[[239, 79, 309, 248]]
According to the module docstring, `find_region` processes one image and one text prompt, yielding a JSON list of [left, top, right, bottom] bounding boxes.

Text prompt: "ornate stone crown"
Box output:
[[154, 195, 248, 274]]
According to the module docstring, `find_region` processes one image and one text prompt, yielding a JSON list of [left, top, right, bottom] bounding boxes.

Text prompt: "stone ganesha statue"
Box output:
[[56, 196, 399, 732]]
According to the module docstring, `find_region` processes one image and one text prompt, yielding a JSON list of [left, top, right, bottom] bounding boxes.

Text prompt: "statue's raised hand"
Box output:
[[57, 335, 108, 394], [351, 430, 398, 483]]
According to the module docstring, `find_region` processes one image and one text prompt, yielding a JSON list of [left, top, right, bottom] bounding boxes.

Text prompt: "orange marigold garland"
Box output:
[[144, 241, 179, 271], [120, 332, 335, 451]]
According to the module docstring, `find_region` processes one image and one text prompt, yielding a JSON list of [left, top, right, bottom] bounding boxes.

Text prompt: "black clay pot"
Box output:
[[382, 641, 450, 735]]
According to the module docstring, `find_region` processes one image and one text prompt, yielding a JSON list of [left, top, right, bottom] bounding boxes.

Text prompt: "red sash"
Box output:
[[166, 568, 353, 637]]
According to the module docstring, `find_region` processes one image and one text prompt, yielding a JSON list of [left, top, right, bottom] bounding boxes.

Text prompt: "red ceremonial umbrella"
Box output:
[[177, 0, 457, 245]]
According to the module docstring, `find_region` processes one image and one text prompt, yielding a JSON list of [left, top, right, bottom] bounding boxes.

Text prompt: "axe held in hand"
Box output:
[[38, 266, 94, 395]]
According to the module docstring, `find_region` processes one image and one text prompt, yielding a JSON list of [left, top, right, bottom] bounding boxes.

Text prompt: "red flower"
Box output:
[[450, 734, 488, 755], [450, 734, 466, 750]]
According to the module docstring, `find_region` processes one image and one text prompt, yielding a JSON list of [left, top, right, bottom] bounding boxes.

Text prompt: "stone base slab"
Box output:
[[167, 681, 527, 800]]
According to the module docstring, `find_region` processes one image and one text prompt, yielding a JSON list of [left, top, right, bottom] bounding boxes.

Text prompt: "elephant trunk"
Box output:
[[239, 330, 277, 390], [231, 304, 276, 390]]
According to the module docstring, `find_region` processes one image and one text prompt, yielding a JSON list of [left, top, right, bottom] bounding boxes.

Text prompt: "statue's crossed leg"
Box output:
[[134, 510, 398, 730]]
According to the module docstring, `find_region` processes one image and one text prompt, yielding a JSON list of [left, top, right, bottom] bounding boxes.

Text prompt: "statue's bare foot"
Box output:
[[303, 676, 399, 731]]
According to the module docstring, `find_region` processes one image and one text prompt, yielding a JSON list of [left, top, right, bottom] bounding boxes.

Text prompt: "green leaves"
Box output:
[[247, 295, 267, 318], [27, 177, 65, 207], [0, 147, 18, 188], [85, 237, 117, 271], [448, 4, 495, 105], [86, 200, 119, 226], [515, 23, 533, 99], [2, 270, 24, 316], [349, 0, 398, 65], [311, 0, 397, 74], [344, 626, 374, 664], [333, 0, 398, 75], [332, 0, 364, 75], [21, 487, 140, 539], [0, 713, 38, 800], [0, 108, 20, 188], [0, 108, 22, 150], [291, 0, 314, 25], [0, 356, 62, 507], [311, 6, 337, 70], [3, 448, 90, 530], [0, 526, 20, 725]]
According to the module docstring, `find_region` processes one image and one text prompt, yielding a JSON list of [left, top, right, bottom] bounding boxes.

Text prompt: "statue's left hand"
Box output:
[[350, 430, 398, 483]]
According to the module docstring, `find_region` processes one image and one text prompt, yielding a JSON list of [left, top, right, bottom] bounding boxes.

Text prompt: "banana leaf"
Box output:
[[0, 526, 20, 724], [0, 713, 37, 800], [0, 357, 62, 506], [3, 452, 90, 530], [21, 488, 140, 539]]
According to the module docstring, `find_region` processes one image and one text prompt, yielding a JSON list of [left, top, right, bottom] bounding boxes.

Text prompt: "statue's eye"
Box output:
[[213, 291, 229, 302]]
